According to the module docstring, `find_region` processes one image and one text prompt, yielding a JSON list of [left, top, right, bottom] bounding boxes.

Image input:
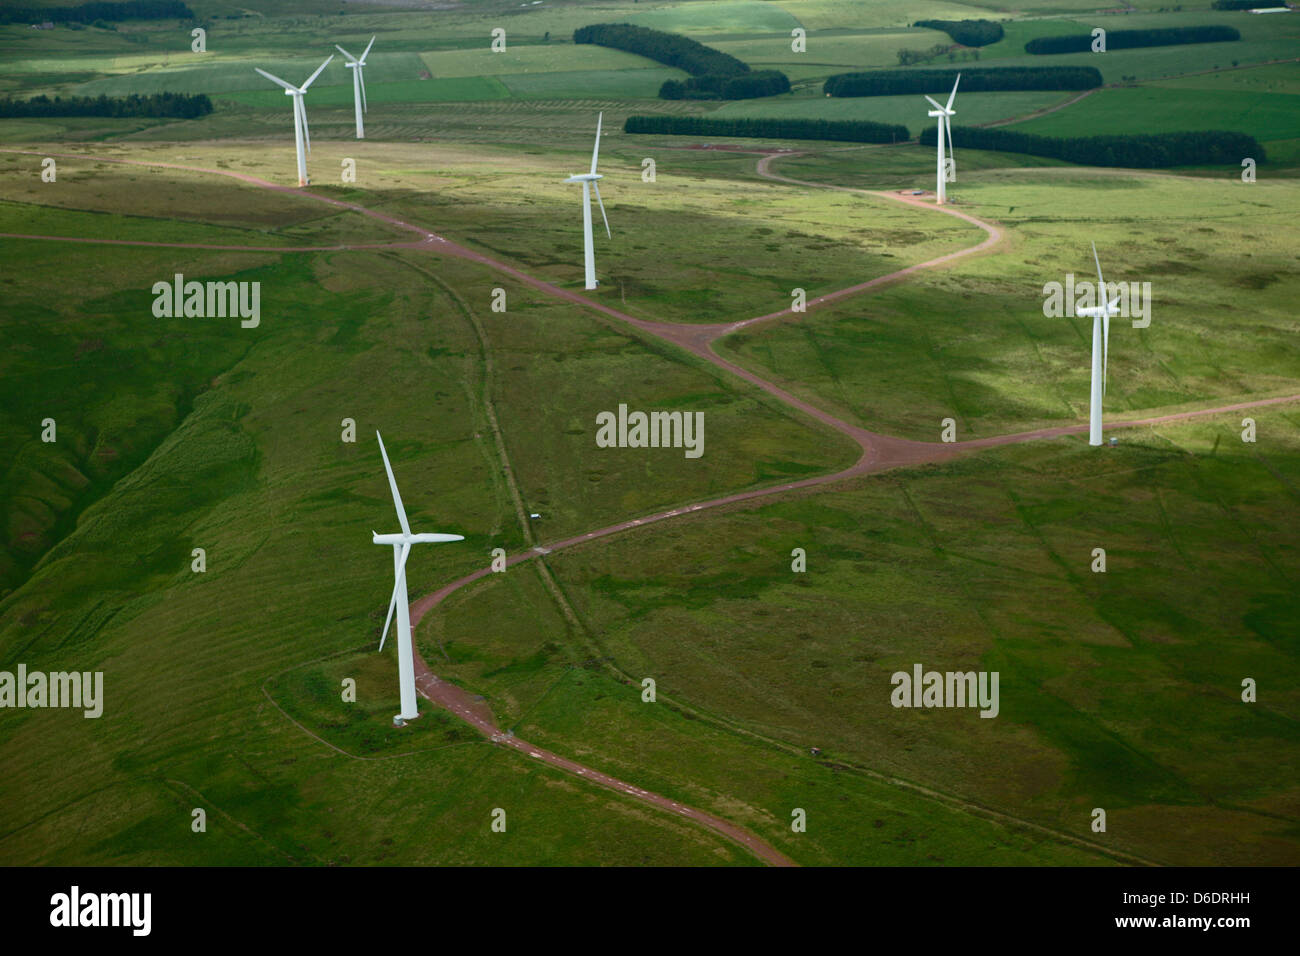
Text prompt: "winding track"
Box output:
[[7, 146, 1299, 866]]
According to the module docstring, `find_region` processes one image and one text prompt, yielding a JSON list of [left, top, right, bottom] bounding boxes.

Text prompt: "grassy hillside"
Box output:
[[718, 156, 1300, 440], [0, 0, 1296, 868], [486, 412, 1300, 866]]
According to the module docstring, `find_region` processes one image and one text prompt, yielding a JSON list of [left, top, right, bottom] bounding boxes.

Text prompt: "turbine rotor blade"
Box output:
[[378, 541, 412, 652], [300, 54, 334, 91], [924, 94, 944, 111], [1103, 311, 1110, 393], [298, 95, 311, 154], [335, 44, 357, 63], [255, 67, 296, 91], [592, 180, 610, 239], [945, 114, 955, 180], [1091, 243, 1112, 393], [359, 66, 368, 112], [946, 72, 961, 110], [361, 35, 376, 63], [376, 431, 412, 536], [590, 111, 603, 176]]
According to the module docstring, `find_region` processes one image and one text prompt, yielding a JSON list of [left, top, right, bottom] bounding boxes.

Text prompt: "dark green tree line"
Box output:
[[919, 124, 1263, 168], [825, 65, 1101, 97], [574, 23, 749, 76], [625, 115, 909, 144], [0, 92, 213, 119], [0, 1, 193, 25], [913, 19, 1004, 47], [1026, 25, 1240, 54]]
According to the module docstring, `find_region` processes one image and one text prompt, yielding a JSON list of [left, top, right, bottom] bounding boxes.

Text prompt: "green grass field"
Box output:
[[1011, 87, 1300, 145], [1, 0, 1297, 869], [617, 1, 803, 36], [710, 28, 952, 72], [1152, 60, 1300, 95]]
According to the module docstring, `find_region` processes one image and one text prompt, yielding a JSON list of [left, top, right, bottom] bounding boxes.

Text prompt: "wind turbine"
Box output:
[[254, 55, 333, 187], [372, 432, 464, 724], [563, 112, 610, 290], [1074, 242, 1123, 447], [335, 35, 375, 139], [924, 73, 960, 204]]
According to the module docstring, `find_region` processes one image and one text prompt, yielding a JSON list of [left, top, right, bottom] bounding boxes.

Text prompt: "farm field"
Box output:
[[0, 0, 1296, 882], [710, 28, 952, 73], [1010, 87, 1300, 146], [1152, 60, 1300, 95]]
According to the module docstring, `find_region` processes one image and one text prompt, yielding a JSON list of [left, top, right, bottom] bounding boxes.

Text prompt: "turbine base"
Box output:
[[393, 711, 420, 727]]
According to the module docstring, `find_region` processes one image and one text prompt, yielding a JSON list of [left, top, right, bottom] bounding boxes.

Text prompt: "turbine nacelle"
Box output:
[[255, 55, 332, 97], [925, 96, 955, 118], [336, 35, 375, 67], [1076, 300, 1121, 319], [564, 173, 603, 183]]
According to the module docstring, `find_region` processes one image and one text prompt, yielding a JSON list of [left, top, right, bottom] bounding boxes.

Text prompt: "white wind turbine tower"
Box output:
[[924, 73, 960, 204], [254, 55, 333, 187], [335, 35, 375, 139], [372, 432, 464, 724], [1074, 242, 1123, 446], [563, 112, 611, 290]]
